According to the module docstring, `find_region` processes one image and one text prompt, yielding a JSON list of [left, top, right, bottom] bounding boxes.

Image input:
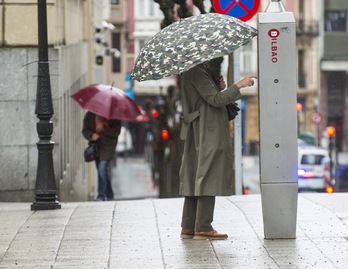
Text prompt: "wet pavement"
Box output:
[[112, 155, 159, 200], [1, 155, 348, 268], [1, 194, 348, 268]]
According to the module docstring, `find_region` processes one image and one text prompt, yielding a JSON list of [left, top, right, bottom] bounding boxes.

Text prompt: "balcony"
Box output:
[[296, 19, 319, 37]]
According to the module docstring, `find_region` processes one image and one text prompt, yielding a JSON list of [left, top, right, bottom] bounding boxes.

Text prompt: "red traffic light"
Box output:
[[151, 109, 159, 118], [161, 129, 169, 140], [326, 126, 336, 137]]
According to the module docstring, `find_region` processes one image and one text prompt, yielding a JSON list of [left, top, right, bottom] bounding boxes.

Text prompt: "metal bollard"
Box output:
[[257, 0, 298, 239]]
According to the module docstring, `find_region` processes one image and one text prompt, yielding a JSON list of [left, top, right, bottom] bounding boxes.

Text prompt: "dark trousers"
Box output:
[[181, 196, 215, 232]]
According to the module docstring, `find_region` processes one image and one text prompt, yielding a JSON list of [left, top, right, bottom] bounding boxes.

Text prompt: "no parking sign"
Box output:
[[213, 0, 260, 21], [310, 112, 323, 124]]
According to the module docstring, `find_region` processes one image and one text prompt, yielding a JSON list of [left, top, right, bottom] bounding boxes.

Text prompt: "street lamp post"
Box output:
[[31, 0, 61, 210]]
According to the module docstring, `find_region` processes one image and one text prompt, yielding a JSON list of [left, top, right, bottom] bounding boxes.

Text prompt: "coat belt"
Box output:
[[180, 110, 200, 140]]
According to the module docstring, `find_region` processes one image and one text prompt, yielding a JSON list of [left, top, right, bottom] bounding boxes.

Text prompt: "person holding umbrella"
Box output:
[[82, 112, 121, 201], [179, 62, 256, 240], [71, 84, 141, 201], [129, 12, 258, 239]]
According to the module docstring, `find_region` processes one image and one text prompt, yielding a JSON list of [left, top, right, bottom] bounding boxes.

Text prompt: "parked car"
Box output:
[[297, 146, 334, 193]]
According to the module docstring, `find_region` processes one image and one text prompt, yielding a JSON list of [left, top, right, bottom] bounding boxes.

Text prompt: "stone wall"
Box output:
[[0, 0, 94, 202], [56, 42, 91, 202], [0, 47, 59, 202]]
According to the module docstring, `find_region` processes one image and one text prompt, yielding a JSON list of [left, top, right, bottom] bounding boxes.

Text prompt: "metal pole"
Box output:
[[233, 50, 243, 195], [329, 137, 334, 181], [31, 0, 61, 210]]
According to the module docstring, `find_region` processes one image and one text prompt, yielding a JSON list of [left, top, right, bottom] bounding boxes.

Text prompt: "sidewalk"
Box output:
[[1, 193, 348, 268], [111, 156, 159, 200]]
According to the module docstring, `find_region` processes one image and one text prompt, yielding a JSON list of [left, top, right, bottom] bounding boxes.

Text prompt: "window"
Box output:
[[298, 50, 306, 88], [111, 0, 119, 4], [137, 0, 159, 17], [149, 0, 155, 16], [324, 10, 347, 32], [112, 33, 121, 73], [328, 72, 345, 118], [242, 41, 253, 73], [138, 0, 145, 16], [301, 155, 325, 165], [298, 0, 305, 31], [138, 39, 146, 51]]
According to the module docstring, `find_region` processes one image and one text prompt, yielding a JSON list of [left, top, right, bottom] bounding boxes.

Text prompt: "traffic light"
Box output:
[[326, 126, 336, 137], [296, 103, 302, 113], [161, 129, 169, 140], [151, 109, 159, 118]]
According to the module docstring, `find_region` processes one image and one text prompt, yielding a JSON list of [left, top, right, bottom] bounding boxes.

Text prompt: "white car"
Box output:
[[297, 146, 333, 192]]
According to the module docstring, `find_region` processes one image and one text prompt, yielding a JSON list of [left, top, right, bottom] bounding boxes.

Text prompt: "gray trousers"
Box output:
[[181, 196, 216, 232]]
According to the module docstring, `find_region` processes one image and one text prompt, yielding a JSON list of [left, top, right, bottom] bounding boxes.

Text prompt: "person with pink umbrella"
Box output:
[[72, 84, 140, 201], [82, 111, 121, 201]]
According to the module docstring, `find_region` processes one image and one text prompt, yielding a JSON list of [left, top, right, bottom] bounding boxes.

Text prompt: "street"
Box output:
[[242, 155, 261, 194], [111, 155, 159, 200], [110, 154, 261, 199]]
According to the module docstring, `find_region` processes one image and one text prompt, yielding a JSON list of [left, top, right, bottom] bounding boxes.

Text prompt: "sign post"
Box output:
[[258, 0, 298, 239], [311, 112, 323, 146], [213, 0, 260, 195]]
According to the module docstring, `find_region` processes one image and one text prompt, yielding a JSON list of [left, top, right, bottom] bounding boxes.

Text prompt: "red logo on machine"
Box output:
[[268, 29, 280, 63]]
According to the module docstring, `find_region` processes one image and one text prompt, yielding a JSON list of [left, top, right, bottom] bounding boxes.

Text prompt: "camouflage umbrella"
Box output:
[[131, 13, 257, 82]]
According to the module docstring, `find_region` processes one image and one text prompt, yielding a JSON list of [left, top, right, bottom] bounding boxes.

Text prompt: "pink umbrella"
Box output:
[[71, 84, 141, 121]]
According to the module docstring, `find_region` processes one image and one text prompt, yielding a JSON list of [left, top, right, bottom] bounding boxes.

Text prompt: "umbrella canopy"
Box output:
[[71, 84, 141, 121], [131, 13, 257, 82]]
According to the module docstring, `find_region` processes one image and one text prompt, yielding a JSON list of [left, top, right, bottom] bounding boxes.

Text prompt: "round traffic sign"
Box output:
[[213, 0, 260, 22], [310, 112, 323, 124]]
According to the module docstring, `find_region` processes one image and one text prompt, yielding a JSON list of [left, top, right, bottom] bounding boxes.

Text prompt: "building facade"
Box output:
[[103, 0, 175, 100], [241, 0, 321, 154], [0, 0, 108, 202], [132, 0, 176, 97], [102, 0, 129, 88], [319, 0, 348, 153]]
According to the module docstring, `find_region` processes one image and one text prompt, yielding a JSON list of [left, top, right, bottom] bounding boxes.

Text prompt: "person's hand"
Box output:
[[216, 75, 226, 91], [226, 102, 240, 120], [91, 133, 100, 141], [95, 117, 105, 132], [236, 75, 257, 88], [96, 123, 104, 133]]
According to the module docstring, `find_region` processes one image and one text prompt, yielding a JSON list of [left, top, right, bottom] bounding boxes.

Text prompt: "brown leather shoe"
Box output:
[[181, 228, 194, 239], [193, 230, 228, 240]]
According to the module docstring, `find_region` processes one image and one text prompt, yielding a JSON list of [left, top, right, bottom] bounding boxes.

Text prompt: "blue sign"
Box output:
[[213, 0, 260, 22], [124, 73, 134, 99]]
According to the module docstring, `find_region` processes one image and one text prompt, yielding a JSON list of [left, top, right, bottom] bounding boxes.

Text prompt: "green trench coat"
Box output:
[[179, 64, 242, 196]]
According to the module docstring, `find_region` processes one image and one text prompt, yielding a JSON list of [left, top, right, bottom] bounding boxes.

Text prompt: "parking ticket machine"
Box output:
[[258, 0, 298, 239]]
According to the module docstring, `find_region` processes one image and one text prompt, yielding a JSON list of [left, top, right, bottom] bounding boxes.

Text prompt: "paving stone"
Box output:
[[1, 194, 348, 268]]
